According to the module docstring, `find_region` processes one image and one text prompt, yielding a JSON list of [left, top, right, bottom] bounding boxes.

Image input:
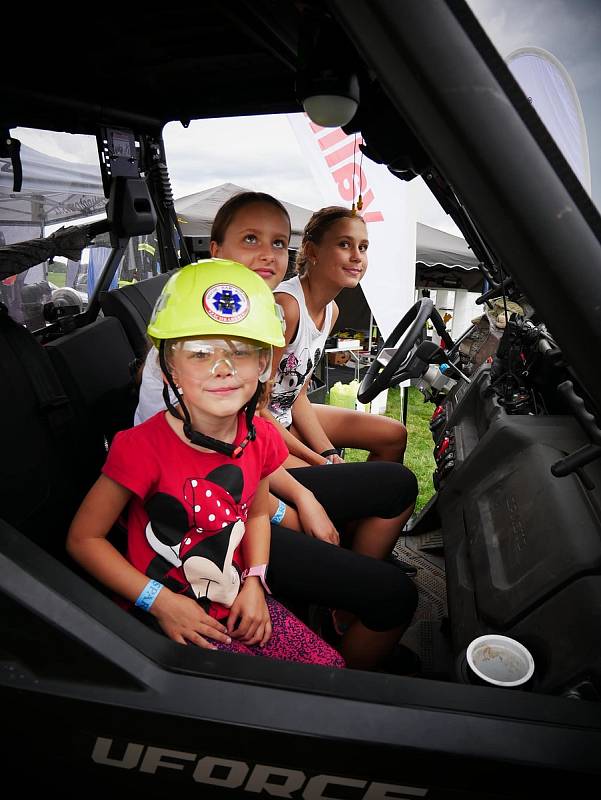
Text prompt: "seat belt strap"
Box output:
[[0, 304, 73, 435]]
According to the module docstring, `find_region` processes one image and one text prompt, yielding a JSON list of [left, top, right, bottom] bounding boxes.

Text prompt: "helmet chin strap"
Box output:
[[158, 341, 258, 458]]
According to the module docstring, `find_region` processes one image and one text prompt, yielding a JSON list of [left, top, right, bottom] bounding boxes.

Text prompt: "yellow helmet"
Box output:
[[147, 258, 285, 348]]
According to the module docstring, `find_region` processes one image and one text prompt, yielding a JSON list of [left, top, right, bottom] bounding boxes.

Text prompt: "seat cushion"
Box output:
[[100, 272, 174, 359]]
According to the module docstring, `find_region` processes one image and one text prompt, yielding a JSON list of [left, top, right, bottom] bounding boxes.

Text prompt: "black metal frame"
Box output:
[[2, 1, 601, 793], [2, 519, 600, 795], [329, 0, 601, 415]]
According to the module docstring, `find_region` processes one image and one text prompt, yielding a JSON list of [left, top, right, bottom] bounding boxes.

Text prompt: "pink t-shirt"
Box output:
[[103, 411, 287, 620]]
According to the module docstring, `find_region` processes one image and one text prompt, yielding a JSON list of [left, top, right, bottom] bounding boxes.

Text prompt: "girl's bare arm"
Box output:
[[67, 475, 230, 648]]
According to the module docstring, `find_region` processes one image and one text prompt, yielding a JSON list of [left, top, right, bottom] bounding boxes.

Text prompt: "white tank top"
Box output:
[[268, 275, 333, 427]]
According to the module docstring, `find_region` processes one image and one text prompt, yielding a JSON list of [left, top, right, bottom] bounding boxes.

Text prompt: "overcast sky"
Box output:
[[160, 0, 601, 230], [466, 0, 601, 205], [159, 115, 463, 235], [13, 0, 601, 236]]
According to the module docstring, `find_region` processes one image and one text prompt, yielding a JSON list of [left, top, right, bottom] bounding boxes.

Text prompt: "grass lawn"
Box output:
[[339, 386, 436, 514], [47, 270, 66, 287]]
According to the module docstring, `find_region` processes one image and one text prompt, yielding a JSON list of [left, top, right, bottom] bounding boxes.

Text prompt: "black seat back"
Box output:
[[0, 308, 102, 560], [100, 271, 174, 360], [45, 316, 139, 446]]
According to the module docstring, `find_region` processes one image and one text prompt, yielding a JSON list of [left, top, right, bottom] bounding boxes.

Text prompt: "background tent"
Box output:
[[176, 182, 313, 249], [415, 222, 483, 293], [335, 222, 482, 335], [0, 143, 106, 233], [0, 143, 106, 324], [176, 182, 482, 306], [416, 222, 480, 271]]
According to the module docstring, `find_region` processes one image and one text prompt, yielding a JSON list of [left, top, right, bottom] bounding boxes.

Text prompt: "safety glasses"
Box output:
[[170, 338, 268, 375]]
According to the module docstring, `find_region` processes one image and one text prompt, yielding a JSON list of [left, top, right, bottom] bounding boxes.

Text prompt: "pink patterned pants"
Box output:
[[216, 596, 345, 668]]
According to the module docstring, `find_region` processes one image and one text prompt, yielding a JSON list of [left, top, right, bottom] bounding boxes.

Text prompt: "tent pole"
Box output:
[[401, 382, 409, 427]]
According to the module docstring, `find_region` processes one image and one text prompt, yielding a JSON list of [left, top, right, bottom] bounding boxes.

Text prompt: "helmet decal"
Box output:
[[203, 283, 250, 324]]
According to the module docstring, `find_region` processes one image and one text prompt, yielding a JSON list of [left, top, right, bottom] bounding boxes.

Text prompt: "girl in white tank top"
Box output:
[[268, 274, 333, 428], [268, 206, 408, 466]]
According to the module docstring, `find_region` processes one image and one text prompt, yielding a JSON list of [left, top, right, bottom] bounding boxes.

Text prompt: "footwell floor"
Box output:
[[394, 530, 452, 679]]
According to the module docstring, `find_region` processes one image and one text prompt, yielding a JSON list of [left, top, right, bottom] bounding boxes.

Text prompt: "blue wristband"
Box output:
[[135, 579, 163, 611], [271, 498, 286, 525]]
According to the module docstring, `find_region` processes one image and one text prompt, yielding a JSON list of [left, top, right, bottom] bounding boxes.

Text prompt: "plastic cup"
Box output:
[[466, 635, 534, 688]]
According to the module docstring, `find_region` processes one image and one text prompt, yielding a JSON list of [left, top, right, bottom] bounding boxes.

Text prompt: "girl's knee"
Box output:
[[361, 461, 418, 515], [359, 569, 418, 631], [390, 420, 408, 449], [381, 576, 418, 629], [401, 467, 419, 505], [373, 419, 407, 455]]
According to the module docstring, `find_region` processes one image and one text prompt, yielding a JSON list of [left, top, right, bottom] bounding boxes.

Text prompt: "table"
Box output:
[[323, 342, 373, 393]]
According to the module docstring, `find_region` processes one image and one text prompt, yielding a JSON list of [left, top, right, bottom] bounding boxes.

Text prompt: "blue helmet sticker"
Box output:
[[203, 283, 250, 324]]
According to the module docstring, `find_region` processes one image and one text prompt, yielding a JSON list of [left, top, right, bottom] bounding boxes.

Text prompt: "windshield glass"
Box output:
[[0, 129, 160, 329], [466, 0, 601, 212]]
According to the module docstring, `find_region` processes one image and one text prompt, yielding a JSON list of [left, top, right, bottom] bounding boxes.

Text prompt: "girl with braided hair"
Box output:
[[267, 206, 408, 467]]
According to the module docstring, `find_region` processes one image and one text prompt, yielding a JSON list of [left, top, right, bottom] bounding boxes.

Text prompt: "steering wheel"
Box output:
[[357, 298, 453, 403]]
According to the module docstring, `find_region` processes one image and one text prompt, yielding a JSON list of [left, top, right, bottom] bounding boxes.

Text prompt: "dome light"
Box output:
[[296, 13, 360, 128], [302, 91, 359, 128]]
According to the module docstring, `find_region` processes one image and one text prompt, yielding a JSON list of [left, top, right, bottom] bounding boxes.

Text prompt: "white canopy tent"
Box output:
[[416, 222, 479, 273], [0, 143, 106, 233], [175, 182, 482, 338], [1, 156, 482, 336], [415, 222, 483, 340], [335, 222, 482, 339], [0, 143, 106, 324], [175, 182, 312, 249]]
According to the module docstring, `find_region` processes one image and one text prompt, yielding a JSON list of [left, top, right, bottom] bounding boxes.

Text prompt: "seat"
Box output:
[[0, 308, 107, 560], [45, 316, 139, 447], [100, 271, 175, 360]]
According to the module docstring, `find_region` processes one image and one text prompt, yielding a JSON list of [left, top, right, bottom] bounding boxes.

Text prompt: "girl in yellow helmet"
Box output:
[[67, 259, 344, 666], [134, 192, 419, 672]]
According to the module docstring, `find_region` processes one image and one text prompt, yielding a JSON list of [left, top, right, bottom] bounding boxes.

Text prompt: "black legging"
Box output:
[[267, 462, 418, 632], [289, 462, 417, 526]]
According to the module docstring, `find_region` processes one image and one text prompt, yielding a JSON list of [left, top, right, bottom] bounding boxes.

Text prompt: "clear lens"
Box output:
[[171, 339, 268, 372]]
